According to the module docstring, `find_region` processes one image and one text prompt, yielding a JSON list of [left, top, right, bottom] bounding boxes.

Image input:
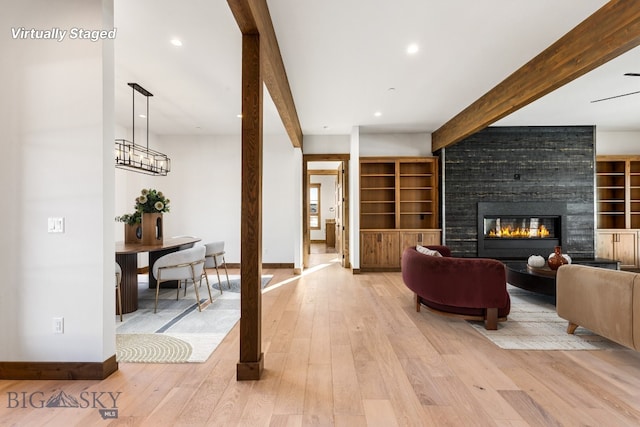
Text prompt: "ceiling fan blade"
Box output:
[[591, 90, 640, 103]]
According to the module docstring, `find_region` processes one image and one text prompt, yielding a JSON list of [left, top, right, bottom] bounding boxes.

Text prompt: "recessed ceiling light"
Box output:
[[237, 114, 243, 118], [407, 43, 419, 55], [138, 114, 146, 119], [374, 111, 382, 117], [170, 38, 183, 47]]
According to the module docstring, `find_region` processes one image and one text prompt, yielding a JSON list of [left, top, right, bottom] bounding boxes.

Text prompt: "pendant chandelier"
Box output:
[[115, 83, 171, 176]]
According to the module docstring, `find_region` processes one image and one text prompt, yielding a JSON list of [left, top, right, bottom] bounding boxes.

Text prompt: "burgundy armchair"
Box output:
[[401, 246, 510, 330]]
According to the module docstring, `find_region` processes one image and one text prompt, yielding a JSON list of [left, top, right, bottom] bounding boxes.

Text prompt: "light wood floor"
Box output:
[[2, 249, 640, 426]]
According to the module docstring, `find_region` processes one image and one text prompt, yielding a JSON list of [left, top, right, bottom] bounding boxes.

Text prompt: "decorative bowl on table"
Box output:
[[527, 254, 557, 277]]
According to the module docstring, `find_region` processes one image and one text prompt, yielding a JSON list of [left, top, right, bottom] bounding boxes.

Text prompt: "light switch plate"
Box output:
[[53, 317, 64, 334], [48, 217, 64, 233]]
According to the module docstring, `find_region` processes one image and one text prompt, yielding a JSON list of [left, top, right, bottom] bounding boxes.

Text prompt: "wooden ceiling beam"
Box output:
[[228, 0, 303, 149], [432, 0, 640, 152]]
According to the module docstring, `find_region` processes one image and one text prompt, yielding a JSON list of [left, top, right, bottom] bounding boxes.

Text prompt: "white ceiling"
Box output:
[[114, 0, 640, 140]]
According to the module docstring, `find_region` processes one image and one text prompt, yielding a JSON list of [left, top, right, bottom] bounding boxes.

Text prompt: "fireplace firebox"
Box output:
[[477, 202, 567, 259]]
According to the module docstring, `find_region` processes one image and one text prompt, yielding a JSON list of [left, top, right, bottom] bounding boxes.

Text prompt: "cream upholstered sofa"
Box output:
[[556, 264, 640, 351]]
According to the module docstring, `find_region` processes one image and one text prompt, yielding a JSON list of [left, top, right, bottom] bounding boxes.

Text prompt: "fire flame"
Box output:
[[488, 225, 549, 238]]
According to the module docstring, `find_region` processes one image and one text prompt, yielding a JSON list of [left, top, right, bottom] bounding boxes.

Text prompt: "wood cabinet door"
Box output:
[[596, 230, 638, 269], [360, 231, 399, 268], [421, 230, 441, 246], [400, 231, 421, 251], [325, 221, 336, 247], [616, 231, 638, 269], [595, 231, 616, 260], [400, 230, 441, 253]]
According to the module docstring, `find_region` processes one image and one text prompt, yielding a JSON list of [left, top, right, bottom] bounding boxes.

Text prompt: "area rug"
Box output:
[[468, 285, 625, 350], [116, 274, 272, 363], [210, 274, 261, 292], [116, 334, 192, 363]]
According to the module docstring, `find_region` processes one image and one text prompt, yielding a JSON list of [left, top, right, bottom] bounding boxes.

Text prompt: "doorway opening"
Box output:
[[303, 154, 350, 269]]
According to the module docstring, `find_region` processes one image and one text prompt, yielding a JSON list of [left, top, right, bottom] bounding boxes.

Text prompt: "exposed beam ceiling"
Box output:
[[432, 0, 640, 151], [115, 1, 640, 143]]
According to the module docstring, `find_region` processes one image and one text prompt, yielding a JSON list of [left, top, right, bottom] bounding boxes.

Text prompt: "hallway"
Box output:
[[308, 242, 341, 268]]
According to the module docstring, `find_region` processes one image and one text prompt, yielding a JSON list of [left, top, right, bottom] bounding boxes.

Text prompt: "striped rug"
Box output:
[[116, 274, 271, 363]]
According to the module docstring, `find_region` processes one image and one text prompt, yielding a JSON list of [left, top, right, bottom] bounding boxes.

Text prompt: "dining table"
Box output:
[[115, 236, 201, 314]]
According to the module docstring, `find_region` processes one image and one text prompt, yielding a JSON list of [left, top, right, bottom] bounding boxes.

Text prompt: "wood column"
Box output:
[[228, 0, 303, 381], [237, 32, 264, 381]]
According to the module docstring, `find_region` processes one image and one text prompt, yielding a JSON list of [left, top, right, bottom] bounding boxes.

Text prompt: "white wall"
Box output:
[[596, 130, 640, 155], [360, 132, 432, 157], [115, 133, 298, 264], [263, 134, 299, 263], [292, 148, 303, 271], [303, 134, 350, 154], [303, 132, 432, 157], [0, 0, 115, 362]]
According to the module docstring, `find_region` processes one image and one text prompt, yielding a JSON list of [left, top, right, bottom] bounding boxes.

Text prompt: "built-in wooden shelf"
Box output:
[[359, 157, 440, 270], [596, 155, 640, 269]]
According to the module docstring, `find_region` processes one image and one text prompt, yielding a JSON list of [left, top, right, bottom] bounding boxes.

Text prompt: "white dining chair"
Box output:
[[152, 246, 210, 313], [204, 241, 230, 292]]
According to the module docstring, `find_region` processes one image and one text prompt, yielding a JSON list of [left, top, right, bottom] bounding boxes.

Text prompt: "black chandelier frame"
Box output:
[[115, 83, 170, 176]]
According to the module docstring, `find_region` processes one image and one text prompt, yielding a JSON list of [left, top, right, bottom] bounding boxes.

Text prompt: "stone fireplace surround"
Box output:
[[441, 126, 595, 259]]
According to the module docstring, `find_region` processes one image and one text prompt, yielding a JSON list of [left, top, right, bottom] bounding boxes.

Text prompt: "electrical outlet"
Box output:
[[53, 317, 64, 334]]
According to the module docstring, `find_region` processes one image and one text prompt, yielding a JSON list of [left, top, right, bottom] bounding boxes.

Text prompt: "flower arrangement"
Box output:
[[115, 188, 170, 225], [134, 188, 170, 214], [115, 211, 141, 225]]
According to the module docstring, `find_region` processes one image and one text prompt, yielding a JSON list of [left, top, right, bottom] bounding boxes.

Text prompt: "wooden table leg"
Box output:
[[116, 253, 138, 314]]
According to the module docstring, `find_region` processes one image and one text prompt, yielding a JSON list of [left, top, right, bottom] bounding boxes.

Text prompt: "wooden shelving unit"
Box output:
[[360, 157, 440, 270], [596, 155, 640, 269], [360, 161, 396, 229], [398, 160, 438, 229], [596, 159, 626, 229], [630, 161, 640, 229]]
